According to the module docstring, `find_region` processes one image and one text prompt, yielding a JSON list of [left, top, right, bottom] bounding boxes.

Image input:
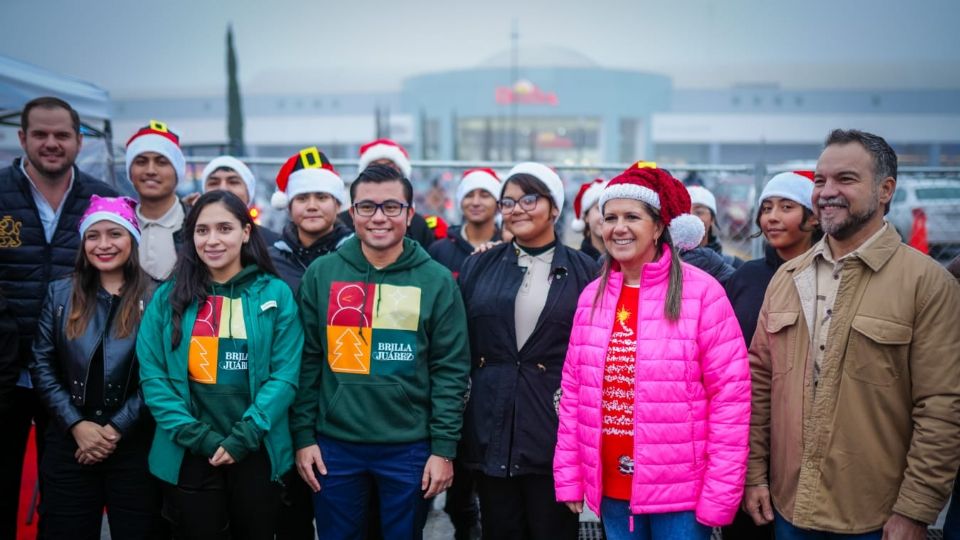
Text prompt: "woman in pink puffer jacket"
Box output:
[[554, 165, 751, 539]]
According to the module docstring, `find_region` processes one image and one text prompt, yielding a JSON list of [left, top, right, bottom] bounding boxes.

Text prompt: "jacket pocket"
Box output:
[[324, 382, 421, 436], [765, 311, 800, 375], [844, 315, 912, 386]]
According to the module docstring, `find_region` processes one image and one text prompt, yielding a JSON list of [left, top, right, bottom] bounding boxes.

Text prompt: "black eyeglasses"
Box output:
[[499, 194, 541, 213], [353, 200, 409, 217]]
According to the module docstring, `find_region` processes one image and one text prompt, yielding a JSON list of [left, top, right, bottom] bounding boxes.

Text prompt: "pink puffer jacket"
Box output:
[[553, 245, 750, 527]]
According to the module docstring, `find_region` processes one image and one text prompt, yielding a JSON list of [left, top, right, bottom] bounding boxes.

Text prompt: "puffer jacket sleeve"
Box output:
[[553, 286, 591, 503], [693, 277, 751, 527]]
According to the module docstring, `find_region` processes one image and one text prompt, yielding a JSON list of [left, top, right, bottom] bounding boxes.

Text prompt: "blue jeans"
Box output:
[[312, 436, 431, 540], [774, 512, 882, 539], [600, 497, 710, 540]]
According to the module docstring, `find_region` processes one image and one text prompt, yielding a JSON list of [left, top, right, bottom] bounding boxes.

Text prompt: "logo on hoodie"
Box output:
[[188, 295, 248, 385], [326, 281, 421, 375]]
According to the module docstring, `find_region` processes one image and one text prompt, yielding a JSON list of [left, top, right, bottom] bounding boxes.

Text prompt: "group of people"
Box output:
[[0, 95, 958, 540]]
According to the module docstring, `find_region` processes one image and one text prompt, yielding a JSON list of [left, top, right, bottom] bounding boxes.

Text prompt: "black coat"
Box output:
[[427, 225, 500, 277], [29, 278, 151, 436], [0, 159, 117, 366], [268, 221, 352, 292], [579, 236, 603, 262], [457, 242, 599, 477], [0, 289, 18, 417], [681, 246, 736, 285], [724, 244, 784, 346]]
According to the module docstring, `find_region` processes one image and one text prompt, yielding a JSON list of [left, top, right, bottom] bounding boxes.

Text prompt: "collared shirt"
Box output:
[[136, 200, 184, 280], [811, 223, 888, 385], [20, 158, 75, 243], [515, 245, 555, 350]]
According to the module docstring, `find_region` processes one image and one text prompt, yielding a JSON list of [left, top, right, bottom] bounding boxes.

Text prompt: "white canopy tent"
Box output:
[[0, 54, 118, 186]]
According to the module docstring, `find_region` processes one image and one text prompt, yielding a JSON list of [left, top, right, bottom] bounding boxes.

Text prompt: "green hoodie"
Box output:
[[138, 267, 303, 484], [292, 236, 470, 458]]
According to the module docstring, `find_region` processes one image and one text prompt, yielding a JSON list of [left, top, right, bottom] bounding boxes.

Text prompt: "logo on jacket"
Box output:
[[187, 296, 248, 386], [326, 282, 421, 375], [0, 216, 22, 248]]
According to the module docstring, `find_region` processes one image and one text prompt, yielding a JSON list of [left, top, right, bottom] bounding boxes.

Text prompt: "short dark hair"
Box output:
[[351, 163, 413, 204], [502, 173, 556, 211], [21, 96, 81, 135], [825, 129, 897, 183]]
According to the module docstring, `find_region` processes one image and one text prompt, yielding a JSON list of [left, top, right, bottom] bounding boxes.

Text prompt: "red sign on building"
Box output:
[[495, 79, 559, 106]]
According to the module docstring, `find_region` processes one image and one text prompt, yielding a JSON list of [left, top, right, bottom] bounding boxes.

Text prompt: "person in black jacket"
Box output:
[[722, 171, 820, 540], [459, 163, 599, 540], [30, 195, 164, 539], [429, 168, 502, 279], [0, 289, 17, 421], [267, 147, 353, 293], [265, 147, 352, 540], [669, 215, 737, 285], [688, 185, 745, 268], [570, 178, 607, 261], [0, 96, 117, 538]]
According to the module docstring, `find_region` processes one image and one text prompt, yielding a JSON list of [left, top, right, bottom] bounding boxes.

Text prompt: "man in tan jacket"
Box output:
[[744, 129, 960, 539]]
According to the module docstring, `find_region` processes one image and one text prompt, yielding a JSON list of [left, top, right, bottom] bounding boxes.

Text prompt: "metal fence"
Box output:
[[107, 158, 960, 264]]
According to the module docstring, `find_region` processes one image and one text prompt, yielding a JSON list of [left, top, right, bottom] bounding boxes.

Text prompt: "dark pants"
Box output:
[[445, 460, 480, 540], [276, 468, 316, 540], [0, 386, 47, 539], [37, 423, 164, 540], [312, 436, 430, 540], [943, 474, 959, 540], [774, 512, 881, 539], [162, 449, 282, 540], [720, 508, 774, 539], [475, 472, 578, 540]]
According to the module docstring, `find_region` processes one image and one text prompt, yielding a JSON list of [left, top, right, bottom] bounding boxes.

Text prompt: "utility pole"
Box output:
[[510, 19, 518, 161]]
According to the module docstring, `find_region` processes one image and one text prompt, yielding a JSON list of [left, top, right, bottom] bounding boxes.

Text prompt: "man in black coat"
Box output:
[[0, 97, 116, 538]]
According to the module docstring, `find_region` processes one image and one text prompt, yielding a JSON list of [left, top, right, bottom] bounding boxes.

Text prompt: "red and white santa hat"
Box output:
[[759, 170, 815, 210], [504, 162, 565, 211], [571, 178, 607, 232], [455, 168, 501, 207], [600, 161, 704, 251], [271, 147, 346, 210], [358, 138, 412, 178], [125, 120, 185, 181]]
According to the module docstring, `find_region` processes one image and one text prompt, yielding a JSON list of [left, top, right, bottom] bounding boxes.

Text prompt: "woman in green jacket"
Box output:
[[138, 190, 303, 540]]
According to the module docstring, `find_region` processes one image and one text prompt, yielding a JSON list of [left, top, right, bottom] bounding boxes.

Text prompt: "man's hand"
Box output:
[[564, 501, 584, 514], [742, 485, 775, 526], [71, 421, 117, 463], [209, 446, 236, 467], [470, 241, 503, 255], [882, 513, 926, 540], [421, 455, 453, 499], [296, 445, 327, 493]]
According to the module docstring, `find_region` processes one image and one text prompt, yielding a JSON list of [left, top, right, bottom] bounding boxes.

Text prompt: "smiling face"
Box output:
[[759, 197, 817, 255], [193, 201, 251, 282], [461, 188, 498, 225], [602, 199, 664, 270], [83, 221, 133, 275], [585, 204, 604, 241], [813, 142, 894, 241], [130, 152, 178, 203], [290, 192, 340, 238], [19, 106, 82, 180], [204, 167, 250, 205], [500, 180, 557, 246], [349, 180, 412, 255]]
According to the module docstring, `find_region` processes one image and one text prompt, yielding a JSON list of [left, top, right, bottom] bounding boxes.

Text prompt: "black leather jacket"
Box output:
[[30, 277, 150, 435]]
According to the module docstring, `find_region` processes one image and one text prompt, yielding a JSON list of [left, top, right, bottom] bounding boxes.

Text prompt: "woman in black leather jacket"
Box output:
[[30, 195, 163, 539]]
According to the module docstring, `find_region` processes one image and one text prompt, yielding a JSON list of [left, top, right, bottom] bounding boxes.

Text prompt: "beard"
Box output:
[[818, 194, 880, 241], [27, 153, 73, 180]]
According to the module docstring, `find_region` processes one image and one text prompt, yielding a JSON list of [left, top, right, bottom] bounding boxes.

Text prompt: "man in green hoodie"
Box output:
[[292, 164, 470, 539]]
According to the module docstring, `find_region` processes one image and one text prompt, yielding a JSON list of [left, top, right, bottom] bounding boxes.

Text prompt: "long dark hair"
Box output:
[[169, 190, 278, 348], [67, 231, 148, 339], [591, 200, 683, 321]]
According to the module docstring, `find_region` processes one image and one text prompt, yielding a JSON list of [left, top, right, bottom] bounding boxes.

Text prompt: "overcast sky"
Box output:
[[3, 0, 959, 98]]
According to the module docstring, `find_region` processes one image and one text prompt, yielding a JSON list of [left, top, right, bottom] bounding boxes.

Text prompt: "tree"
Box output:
[[226, 24, 245, 156]]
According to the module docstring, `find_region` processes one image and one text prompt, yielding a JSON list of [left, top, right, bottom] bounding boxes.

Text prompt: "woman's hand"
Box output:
[[209, 446, 236, 467], [470, 240, 503, 255], [564, 501, 584, 514], [71, 421, 117, 464]]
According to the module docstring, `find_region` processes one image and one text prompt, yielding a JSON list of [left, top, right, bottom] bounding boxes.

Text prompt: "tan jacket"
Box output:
[[748, 226, 960, 533]]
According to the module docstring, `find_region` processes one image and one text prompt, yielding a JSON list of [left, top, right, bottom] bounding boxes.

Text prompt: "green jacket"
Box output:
[[137, 270, 303, 484], [291, 236, 470, 458]]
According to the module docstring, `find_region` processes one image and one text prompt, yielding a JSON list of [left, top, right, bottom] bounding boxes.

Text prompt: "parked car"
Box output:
[[887, 177, 960, 260]]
